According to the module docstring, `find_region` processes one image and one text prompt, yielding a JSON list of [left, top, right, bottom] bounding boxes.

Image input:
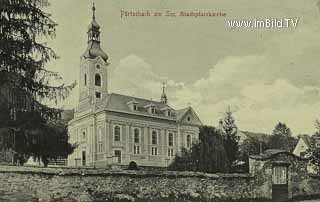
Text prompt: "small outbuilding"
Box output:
[[249, 149, 319, 202]]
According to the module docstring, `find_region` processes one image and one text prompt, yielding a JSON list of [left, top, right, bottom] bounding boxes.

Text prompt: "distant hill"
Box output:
[[237, 130, 270, 144]]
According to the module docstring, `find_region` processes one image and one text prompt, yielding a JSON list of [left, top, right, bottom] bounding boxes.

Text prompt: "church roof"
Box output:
[[104, 93, 173, 117], [82, 41, 108, 62], [96, 93, 198, 122], [176, 107, 191, 120]]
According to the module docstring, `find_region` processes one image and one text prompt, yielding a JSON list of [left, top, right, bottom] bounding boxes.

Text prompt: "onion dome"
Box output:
[[82, 42, 108, 62], [82, 2, 108, 62]]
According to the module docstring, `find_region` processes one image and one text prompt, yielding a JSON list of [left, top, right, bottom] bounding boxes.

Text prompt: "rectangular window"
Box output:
[[168, 148, 174, 157], [152, 131, 158, 145], [168, 133, 174, 146], [134, 145, 140, 154], [98, 127, 103, 142], [133, 105, 138, 111], [134, 128, 140, 144], [186, 134, 192, 148], [114, 150, 121, 163], [167, 110, 171, 116], [151, 147, 158, 156], [98, 142, 103, 153], [95, 92, 101, 98]]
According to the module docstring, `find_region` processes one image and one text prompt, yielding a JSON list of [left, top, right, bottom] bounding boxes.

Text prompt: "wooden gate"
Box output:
[[272, 165, 288, 202]]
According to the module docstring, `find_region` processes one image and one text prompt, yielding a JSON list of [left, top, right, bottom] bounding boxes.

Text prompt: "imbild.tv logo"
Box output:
[[227, 18, 299, 29]]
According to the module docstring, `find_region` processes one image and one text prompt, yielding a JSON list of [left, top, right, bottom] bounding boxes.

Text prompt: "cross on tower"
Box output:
[[92, 1, 96, 20], [160, 82, 168, 104]]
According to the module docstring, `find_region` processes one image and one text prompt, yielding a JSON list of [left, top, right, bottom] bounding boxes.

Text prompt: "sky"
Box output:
[[45, 0, 320, 135]]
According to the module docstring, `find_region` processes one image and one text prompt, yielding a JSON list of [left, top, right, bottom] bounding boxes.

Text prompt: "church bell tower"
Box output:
[[79, 2, 109, 102]]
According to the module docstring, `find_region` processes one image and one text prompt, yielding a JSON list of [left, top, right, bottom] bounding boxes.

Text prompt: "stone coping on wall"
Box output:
[[249, 149, 309, 161], [0, 165, 253, 179], [309, 174, 320, 179]]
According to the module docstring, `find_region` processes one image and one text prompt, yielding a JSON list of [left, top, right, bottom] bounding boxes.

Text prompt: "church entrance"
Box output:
[[82, 151, 86, 166], [114, 150, 121, 163], [272, 165, 289, 202]]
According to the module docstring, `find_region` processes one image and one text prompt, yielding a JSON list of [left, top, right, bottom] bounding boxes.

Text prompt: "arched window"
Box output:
[[84, 74, 87, 86], [114, 125, 121, 142], [134, 128, 140, 144], [152, 131, 157, 145], [168, 133, 174, 146], [186, 134, 191, 147], [95, 74, 101, 86], [98, 127, 103, 142]]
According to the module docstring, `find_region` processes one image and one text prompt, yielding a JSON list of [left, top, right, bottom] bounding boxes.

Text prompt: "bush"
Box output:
[[127, 161, 139, 170]]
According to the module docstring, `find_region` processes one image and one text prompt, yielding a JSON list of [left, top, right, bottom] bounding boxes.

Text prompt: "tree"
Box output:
[[0, 0, 76, 165], [168, 147, 196, 172], [220, 107, 239, 170], [268, 122, 297, 151], [308, 120, 320, 174], [314, 120, 320, 137], [168, 126, 229, 173], [309, 148, 320, 174]]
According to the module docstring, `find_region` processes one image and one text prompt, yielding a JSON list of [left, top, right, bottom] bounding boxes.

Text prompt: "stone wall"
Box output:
[[0, 165, 319, 202], [0, 165, 269, 202], [0, 151, 13, 164]]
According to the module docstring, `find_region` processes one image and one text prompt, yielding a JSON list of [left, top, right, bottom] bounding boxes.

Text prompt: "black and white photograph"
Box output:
[[0, 0, 320, 201]]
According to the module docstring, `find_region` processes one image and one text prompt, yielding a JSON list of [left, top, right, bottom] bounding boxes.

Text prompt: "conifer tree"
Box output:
[[168, 126, 229, 173], [0, 0, 75, 165], [221, 107, 239, 171]]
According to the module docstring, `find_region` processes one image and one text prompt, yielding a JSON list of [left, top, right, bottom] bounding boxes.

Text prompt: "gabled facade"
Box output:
[[292, 135, 312, 158], [292, 134, 320, 174], [292, 134, 320, 158], [67, 4, 202, 168]]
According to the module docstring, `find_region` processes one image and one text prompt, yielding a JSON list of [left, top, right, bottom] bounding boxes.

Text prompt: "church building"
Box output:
[[67, 4, 202, 168]]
